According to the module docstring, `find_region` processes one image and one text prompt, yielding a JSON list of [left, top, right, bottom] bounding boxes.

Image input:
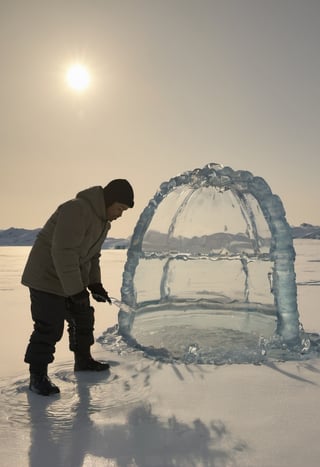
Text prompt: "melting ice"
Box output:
[[101, 163, 316, 364]]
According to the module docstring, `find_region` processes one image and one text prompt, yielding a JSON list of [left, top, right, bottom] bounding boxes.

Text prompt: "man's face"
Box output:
[[106, 202, 129, 222]]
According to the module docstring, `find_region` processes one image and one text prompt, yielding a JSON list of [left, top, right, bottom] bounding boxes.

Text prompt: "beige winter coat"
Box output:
[[22, 186, 111, 296]]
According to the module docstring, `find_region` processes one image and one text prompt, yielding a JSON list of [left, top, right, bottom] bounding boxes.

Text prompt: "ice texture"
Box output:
[[117, 163, 301, 362]]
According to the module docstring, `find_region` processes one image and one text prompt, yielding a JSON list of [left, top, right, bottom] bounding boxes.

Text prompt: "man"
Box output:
[[22, 179, 134, 396]]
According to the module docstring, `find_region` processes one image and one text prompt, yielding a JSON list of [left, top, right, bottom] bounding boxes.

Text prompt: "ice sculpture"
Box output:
[[113, 163, 304, 363]]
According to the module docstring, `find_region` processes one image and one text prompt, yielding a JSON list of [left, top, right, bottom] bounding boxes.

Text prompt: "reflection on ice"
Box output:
[[0, 359, 247, 467], [103, 163, 312, 364]]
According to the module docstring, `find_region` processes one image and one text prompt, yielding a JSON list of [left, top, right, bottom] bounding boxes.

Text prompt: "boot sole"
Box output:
[[29, 385, 60, 396]]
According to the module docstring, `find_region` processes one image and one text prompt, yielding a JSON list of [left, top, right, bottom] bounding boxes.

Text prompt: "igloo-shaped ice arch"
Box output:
[[119, 163, 300, 361]]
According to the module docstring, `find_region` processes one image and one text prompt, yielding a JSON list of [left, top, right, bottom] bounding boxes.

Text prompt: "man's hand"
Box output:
[[88, 283, 112, 304]]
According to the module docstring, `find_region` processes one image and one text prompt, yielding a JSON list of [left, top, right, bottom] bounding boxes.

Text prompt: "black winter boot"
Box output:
[[29, 374, 60, 396], [74, 354, 110, 372]]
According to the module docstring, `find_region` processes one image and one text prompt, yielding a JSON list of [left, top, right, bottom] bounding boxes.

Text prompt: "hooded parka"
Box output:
[[22, 186, 111, 297]]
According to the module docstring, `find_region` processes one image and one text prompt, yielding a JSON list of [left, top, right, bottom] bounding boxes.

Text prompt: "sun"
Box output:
[[66, 63, 91, 92]]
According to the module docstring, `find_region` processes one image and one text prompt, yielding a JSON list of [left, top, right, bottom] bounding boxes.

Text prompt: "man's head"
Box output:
[[103, 179, 134, 222]]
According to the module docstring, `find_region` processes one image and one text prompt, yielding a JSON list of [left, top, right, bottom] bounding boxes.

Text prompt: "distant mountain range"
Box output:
[[0, 227, 130, 248], [290, 223, 320, 239], [0, 223, 319, 247]]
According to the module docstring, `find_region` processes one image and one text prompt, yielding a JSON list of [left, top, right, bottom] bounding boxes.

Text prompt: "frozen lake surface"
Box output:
[[0, 240, 320, 466]]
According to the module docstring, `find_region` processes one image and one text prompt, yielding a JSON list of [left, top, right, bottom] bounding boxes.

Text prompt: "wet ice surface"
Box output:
[[1, 245, 320, 466], [0, 356, 248, 467]]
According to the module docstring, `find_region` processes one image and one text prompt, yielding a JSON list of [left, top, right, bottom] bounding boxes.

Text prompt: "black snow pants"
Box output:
[[24, 288, 95, 373]]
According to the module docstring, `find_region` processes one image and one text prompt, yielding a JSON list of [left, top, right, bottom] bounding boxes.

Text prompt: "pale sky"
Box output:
[[1, 0, 319, 238]]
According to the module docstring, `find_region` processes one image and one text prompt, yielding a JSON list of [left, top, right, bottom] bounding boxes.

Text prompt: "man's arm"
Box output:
[[89, 252, 102, 285], [51, 200, 86, 296]]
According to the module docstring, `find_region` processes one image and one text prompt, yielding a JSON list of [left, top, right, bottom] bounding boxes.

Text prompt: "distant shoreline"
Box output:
[[1, 224, 320, 247], [0, 227, 130, 248]]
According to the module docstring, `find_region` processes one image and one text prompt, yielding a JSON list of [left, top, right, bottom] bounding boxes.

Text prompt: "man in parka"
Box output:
[[22, 179, 134, 396]]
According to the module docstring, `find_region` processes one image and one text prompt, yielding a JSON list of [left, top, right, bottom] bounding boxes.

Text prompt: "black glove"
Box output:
[[88, 283, 112, 304]]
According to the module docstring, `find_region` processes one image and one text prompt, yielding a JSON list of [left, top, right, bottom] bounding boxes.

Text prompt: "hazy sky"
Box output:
[[1, 0, 319, 237]]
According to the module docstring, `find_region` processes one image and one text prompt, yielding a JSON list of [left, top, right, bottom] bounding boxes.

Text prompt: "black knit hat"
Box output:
[[103, 179, 134, 208]]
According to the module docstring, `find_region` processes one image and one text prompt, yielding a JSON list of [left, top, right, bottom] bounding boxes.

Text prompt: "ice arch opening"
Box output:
[[117, 163, 301, 364]]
